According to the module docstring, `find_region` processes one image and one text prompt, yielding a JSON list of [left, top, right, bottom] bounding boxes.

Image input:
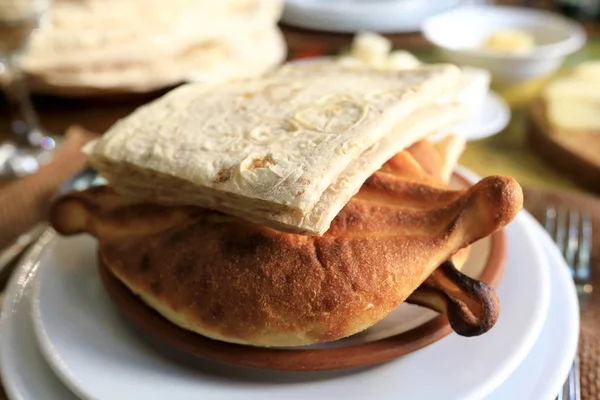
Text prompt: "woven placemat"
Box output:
[[0, 185, 596, 398]]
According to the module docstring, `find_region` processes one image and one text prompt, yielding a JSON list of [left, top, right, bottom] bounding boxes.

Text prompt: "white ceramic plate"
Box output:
[[28, 209, 549, 399], [0, 232, 78, 400], [1, 211, 570, 400], [281, 0, 465, 33], [0, 192, 579, 400]]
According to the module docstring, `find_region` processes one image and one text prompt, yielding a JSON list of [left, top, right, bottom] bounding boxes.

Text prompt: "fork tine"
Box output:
[[556, 207, 568, 261], [565, 210, 579, 270], [545, 206, 557, 235], [576, 211, 592, 284], [560, 361, 577, 400], [573, 354, 582, 400]]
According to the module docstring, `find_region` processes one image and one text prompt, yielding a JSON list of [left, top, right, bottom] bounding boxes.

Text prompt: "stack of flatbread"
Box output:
[[84, 61, 470, 235], [23, 0, 286, 96]]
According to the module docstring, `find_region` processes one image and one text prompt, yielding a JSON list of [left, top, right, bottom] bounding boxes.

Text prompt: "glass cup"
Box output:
[[0, 0, 58, 178]]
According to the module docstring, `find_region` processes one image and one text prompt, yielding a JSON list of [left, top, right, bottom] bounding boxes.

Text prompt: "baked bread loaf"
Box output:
[[51, 142, 522, 347]]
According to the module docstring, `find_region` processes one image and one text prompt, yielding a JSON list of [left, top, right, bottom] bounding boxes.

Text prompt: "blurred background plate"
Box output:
[[434, 90, 511, 141], [281, 0, 467, 33]]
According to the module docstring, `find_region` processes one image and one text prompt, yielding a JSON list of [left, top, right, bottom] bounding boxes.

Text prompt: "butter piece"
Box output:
[[350, 31, 391, 67], [547, 101, 600, 131], [544, 77, 600, 131], [343, 32, 422, 71], [482, 29, 535, 54], [572, 60, 600, 82]]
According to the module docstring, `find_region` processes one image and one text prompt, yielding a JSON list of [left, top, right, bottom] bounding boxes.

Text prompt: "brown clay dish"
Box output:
[[96, 172, 508, 372]]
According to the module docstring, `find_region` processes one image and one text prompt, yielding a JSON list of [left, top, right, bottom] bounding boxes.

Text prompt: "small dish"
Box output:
[[34, 173, 507, 373], [422, 5, 586, 85], [93, 173, 506, 371]]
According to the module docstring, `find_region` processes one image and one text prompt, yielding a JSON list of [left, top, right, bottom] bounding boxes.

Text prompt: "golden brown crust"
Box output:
[[49, 145, 522, 347]]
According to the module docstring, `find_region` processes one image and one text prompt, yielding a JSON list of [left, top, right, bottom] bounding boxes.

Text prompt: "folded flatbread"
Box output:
[[29, 27, 286, 94], [85, 64, 462, 235], [23, 0, 283, 71]]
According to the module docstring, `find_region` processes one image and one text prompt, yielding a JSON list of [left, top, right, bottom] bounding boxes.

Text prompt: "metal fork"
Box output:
[[545, 206, 593, 400]]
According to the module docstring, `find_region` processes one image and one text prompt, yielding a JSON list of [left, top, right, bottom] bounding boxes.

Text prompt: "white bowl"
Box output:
[[422, 5, 586, 85]]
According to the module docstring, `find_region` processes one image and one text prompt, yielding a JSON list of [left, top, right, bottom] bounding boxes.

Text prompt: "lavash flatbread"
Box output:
[[85, 64, 460, 235], [29, 27, 286, 94], [106, 103, 465, 235], [23, 0, 283, 71]]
